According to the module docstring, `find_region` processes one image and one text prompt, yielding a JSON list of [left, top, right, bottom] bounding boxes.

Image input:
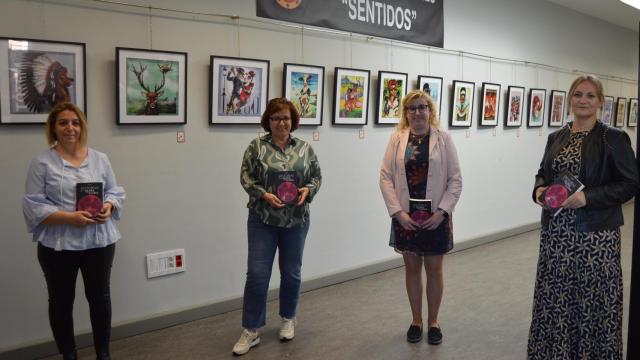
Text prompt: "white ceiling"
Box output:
[[547, 0, 640, 32]]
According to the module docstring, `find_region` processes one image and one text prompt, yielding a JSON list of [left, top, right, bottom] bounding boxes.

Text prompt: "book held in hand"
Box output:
[[76, 182, 103, 217], [410, 198, 432, 226], [539, 171, 585, 216], [270, 171, 299, 205]]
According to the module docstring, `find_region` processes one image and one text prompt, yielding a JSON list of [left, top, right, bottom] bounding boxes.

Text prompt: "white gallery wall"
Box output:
[[0, 0, 637, 352]]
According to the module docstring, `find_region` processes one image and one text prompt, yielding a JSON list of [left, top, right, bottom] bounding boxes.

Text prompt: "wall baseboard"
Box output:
[[0, 222, 540, 360]]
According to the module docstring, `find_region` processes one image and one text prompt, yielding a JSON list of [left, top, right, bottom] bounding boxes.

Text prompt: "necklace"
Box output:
[[409, 132, 429, 145]]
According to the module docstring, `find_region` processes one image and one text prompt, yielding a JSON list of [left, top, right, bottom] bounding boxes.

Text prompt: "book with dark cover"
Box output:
[[539, 172, 585, 216], [76, 182, 103, 217], [269, 171, 299, 205], [410, 198, 432, 226]]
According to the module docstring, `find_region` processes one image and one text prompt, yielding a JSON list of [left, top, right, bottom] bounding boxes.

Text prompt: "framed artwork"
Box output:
[[505, 86, 525, 127], [375, 71, 408, 124], [628, 98, 638, 127], [615, 97, 627, 128], [479, 82, 500, 127], [0, 37, 86, 125], [283, 63, 324, 126], [332, 67, 370, 125], [417, 75, 443, 118], [209, 56, 269, 124], [548, 90, 566, 127], [116, 47, 187, 125], [601, 96, 614, 125], [449, 80, 475, 127], [527, 88, 546, 128]]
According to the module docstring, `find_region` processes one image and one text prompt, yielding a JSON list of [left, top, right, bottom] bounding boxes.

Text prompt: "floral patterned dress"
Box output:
[[390, 132, 453, 256], [527, 131, 623, 359]]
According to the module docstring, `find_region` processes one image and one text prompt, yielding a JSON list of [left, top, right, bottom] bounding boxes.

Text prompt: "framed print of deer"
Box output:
[[116, 47, 187, 125], [0, 37, 86, 125], [209, 55, 270, 125]]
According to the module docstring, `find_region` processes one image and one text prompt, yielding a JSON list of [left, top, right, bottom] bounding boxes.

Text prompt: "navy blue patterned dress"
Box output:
[[390, 132, 453, 256], [527, 131, 623, 359]]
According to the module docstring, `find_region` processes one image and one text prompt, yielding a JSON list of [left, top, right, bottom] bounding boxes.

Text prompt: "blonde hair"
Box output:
[[396, 90, 440, 131], [567, 74, 604, 114], [45, 102, 88, 147]]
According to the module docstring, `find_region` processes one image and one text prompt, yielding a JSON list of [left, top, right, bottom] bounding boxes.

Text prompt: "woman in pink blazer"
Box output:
[[380, 90, 462, 345]]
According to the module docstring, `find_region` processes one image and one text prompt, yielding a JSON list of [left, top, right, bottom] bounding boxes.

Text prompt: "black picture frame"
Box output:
[[375, 70, 408, 124], [0, 37, 86, 125], [417, 75, 443, 119], [505, 86, 525, 128], [282, 63, 325, 126], [449, 80, 475, 127], [332, 67, 370, 125], [615, 97, 627, 128], [628, 98, 638, 127], [548, 90, 566, 127], [527, 88, 546, 128], [479, 82, 501, 127], [601, 95, 615, 125]]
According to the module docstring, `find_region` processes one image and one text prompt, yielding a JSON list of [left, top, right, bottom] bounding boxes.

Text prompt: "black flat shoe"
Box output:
[[406, 325, 423, 343], [427, 326, 442, 345]]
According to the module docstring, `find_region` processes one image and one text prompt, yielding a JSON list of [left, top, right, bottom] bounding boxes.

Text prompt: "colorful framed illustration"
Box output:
[[332, 67, 370, 125], [375, 71, 408, 124], [209, 56, 269, 124], [417, 75, 443, 118], [449, 80, 475, 127], [116, 47, 187, 125], [628, 98, 637, 127], [615, 97, 627, 128], [283, 63, 324, 126], [548, 90, 566, 127], [601, 96, 614, 125], [527, 88, 546, 128], [505, 86, 525, 127], [479, 82, 500, 127], [0, 37, 86, 125]]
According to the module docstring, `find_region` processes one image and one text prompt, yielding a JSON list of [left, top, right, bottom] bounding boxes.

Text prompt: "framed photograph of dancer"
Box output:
[[614, 97, 627, 128], [283, 63, 324, 126], [375, 71, 408, 124], [0, 37, 86, 125], [527, 88, 546, 128], [479, 82, 500, 127], [209, 55, 269, 125], [601, 96, 614, 125], [505, 86, 525, 127], [116, 47, 187, 125], [628, 98, 637, 127], [449, 80, 475, 127], [332, 67, 370, 125], [548, 90, 566, 127], [417, 75, 443, 118]]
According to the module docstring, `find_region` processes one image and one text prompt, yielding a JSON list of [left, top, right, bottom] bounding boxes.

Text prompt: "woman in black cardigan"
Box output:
[[528, 75, 639, 360]]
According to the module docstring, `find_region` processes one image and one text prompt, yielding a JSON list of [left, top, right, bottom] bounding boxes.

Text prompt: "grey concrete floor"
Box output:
[[43, 205, 634, 360]]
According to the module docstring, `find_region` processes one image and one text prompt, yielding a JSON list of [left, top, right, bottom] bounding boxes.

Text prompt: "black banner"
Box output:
[[256, 0, 443, 48]]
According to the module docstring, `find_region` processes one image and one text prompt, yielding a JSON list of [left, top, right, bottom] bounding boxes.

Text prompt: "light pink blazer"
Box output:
[[379, 127, 462, 217]]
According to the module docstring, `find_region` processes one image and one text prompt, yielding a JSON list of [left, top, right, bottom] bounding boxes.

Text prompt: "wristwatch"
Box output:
[[437, 208, 449, 218]]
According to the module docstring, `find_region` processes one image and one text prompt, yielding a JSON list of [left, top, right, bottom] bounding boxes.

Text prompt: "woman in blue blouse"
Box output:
[[233, 98, 321, 356], [23, 103, 125, 360]]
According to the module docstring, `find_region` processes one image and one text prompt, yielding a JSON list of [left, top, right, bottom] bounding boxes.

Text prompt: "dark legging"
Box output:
[[38, 242, 115, 358]]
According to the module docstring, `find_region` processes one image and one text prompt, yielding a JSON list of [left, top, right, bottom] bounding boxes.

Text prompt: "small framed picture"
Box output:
[[283, 63, 324, 126], [628, 98, 637, 127], [601, 96, 615, 125], [449, 80, 475, 127], [479, 82, 500, 127], [375, 70, 408, 124], [615, 97, 627, 128], [332, 67, 370, 125], [527, 88, 546, 128], [417, 75, 443, 118], [505, 86, 525, 127], [0, 37, 86, 124], [209, 55, 270, 125], [116, 47, 187, 125], [548, 90, 566, 127]]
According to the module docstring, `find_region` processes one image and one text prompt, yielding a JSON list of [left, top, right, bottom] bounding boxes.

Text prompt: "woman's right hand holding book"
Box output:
[[261, 192, 285, 209], [394, 211, 420, 231]]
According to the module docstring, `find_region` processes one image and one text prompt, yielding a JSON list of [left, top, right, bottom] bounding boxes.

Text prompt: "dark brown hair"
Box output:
[[260, 98, 300, 132], [45, 102, 88, 146]]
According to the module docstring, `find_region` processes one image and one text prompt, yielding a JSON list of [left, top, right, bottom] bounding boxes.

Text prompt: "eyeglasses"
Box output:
[[405, 104, 429, 113], [270, 116, 291, 123]]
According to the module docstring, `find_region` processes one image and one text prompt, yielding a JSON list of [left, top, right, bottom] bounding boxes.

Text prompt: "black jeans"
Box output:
[[38, 243, 115, 357]]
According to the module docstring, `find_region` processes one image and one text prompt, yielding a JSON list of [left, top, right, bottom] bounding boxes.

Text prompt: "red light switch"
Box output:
[[176, 255, 183, 267]]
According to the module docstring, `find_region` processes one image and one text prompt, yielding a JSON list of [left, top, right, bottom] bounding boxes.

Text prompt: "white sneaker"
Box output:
[[279, 317, 296, 341], [232, 329, 260, 356]]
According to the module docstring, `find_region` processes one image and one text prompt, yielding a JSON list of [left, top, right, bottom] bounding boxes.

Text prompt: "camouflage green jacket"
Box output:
[[240, 134, 322, 228]]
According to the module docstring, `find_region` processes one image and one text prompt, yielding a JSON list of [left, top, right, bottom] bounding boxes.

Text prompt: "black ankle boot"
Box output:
[[62, 350, 78, 360], [96, 352, 111, 360]]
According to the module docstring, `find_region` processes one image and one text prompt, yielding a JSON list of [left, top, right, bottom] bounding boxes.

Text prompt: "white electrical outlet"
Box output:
[[146, 249, 186, 279]]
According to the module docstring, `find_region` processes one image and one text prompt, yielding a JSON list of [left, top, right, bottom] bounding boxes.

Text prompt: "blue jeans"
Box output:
[[242, 211, 309, 329]]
